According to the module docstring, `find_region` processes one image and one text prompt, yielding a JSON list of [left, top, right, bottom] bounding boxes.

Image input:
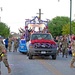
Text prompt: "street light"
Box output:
[[58, 0, 72, 35], [0, 7, 3, 22], [70, 0, 72, 35]]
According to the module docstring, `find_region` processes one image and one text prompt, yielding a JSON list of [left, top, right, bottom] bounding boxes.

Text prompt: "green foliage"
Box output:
[[71, 21, 75, 34], [62, 24, 70, 35], [48, 16, 70, 36], [0, 22, 10, 38], [62, 21, 75, 35]]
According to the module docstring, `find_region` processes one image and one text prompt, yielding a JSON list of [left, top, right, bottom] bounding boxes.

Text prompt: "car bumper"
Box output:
[[29, 48, 57, 56]]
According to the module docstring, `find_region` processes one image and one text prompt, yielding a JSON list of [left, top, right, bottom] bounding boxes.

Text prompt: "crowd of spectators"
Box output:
[[55, 34, 75, 57]]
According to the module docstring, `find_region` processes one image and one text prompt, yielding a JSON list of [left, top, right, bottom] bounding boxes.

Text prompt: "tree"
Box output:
[[48, 16, 70, 36], [0, 22, 10, 38], [62, 23, 69, 35], [62, 21, 75, 35], [71, 21, 75, 34]]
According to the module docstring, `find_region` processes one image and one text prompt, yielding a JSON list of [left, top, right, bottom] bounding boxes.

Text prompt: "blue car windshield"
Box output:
[[20, 40, 26, 44]]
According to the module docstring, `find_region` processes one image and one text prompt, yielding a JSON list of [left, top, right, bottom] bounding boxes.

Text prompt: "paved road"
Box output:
[[1, 52, 75, 75]]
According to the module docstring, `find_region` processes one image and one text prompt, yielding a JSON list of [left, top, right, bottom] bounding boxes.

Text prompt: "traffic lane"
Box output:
[[34, 55, 75, 75], [1, 52, 54, 75], [51, 56, 75, 75], [1, 52, 75, 75], [38, 57, 75, 75]]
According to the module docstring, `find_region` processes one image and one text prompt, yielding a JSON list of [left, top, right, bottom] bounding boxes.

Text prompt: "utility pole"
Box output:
[[37, 9, 43, 20]]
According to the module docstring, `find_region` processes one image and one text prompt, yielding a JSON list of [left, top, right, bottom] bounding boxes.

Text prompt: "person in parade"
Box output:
[[70, 36, 75, 68], [8, 38, 12, 52], [0, 36, 11, 73], [61, 35, 68, 58], [14, 38, 18, 52], [56, 36, 62, 55], [4, 38, 9, 50]]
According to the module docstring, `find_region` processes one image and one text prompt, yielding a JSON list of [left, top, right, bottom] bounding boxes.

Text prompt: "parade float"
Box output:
[[24, 16, 48, 41], [24, 16, 57, 59]]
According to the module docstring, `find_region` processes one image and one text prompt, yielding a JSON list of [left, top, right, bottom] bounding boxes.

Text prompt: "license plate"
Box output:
[[41, 45, 45, 47], [41, 51, 46, 54]]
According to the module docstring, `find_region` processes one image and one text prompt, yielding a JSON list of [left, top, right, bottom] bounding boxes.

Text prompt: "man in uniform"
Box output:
[[62, 35, 68, 58], [0, 36, 11, 73], [8, 38, 12, 52], [14, 39, 18, 52], [70, 36, 75, 68]]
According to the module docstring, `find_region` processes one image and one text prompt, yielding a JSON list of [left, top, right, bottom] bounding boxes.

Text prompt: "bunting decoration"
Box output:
[[31, 39, 57, 48]]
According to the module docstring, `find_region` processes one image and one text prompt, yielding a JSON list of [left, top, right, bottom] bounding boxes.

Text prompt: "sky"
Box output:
[[0, 0, 75, 33]]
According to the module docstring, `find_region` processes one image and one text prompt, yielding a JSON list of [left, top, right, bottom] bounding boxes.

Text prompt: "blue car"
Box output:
[[18, 39, 28, 53]]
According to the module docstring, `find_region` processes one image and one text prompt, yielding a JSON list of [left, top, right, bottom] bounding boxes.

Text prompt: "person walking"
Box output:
[[57, 36, 62, 55], [61, 35, 68, 58], [14, 39, 18, 52], [4, 38, 9, 50], [8, 38, 12, 52], [70, 36, 75, 68], [0, 36, 11, 73], [11, 39, 14, 52]]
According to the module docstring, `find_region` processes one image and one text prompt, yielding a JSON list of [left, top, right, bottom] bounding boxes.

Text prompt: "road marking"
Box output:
[[38, 60, 64, 75]]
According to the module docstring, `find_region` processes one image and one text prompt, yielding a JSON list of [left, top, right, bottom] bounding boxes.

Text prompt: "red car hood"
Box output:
[[31, 39, 56, 45]]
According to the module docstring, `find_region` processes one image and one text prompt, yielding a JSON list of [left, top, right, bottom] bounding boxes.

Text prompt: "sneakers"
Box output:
[[7, 66, 11, 73]]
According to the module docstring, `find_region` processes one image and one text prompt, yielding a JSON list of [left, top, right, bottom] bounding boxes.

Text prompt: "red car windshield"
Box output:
[[31, 34, 53, 40]]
